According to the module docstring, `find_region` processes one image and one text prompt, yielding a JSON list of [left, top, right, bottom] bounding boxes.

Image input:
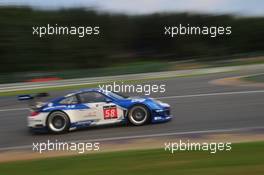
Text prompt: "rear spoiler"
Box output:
[[17, 93, 49, 101]]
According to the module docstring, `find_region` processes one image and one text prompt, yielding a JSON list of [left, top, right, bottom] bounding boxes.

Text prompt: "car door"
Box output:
[[56, 95, 92, 125], [78, 92, 124, 125]]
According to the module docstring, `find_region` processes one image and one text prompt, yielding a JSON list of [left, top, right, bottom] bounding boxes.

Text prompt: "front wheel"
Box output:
[[128, 105, 150, 126], [47, 111, 70, 134]]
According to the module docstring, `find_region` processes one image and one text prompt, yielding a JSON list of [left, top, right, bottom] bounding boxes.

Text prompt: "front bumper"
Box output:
[[151, 107, 173, 123], [152, 116, 172, 123]]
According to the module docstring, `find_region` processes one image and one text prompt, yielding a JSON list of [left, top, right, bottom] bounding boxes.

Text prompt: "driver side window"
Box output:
[[78, 92, 107, 103], [59, 95, 78, 104]]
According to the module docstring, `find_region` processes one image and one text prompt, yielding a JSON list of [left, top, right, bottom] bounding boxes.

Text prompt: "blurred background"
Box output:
[[0, 2, 264, 174], [0, 0, 263, 83]]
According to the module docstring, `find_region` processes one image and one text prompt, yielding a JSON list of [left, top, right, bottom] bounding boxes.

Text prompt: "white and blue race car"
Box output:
[[18, 88, 172, 133]]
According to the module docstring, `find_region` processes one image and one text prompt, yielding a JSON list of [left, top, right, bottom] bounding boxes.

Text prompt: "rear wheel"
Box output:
[[128, 105, 150, 126], [47, 111, 70, 133]]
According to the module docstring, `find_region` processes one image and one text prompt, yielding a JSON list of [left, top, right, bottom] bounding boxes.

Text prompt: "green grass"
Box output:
[[243, 74, 264, 83], [1, 58, 264, 84], [0, 82, 103, 97], [0, 61, 171, 84], [0, 141, 264, 175]]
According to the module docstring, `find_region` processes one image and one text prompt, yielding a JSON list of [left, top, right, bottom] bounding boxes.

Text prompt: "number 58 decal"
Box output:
[[103, 105, 118, 119]]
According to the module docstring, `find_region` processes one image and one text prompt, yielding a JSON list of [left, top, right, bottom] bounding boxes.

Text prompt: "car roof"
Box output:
[[65, 88, 104, 97]]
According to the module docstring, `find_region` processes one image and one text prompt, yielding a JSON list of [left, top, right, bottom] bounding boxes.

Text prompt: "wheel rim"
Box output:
[[49, 115, 67, 132], [129, 106, 148, 125]]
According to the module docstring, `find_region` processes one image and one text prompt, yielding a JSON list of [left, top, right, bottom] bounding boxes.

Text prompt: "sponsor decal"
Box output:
[[103, 105, 118, 119]]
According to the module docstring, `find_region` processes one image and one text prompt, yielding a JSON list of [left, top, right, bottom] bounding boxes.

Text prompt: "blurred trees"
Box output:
[[0, 7, 263, 73]]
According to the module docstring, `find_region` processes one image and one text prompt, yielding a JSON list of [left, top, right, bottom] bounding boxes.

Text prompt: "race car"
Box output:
[[18, 88, 172, 133]]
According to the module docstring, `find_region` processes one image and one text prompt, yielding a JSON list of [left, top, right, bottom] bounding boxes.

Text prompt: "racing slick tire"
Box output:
[[46, 111, 70, 134], [128, 105, 150, 126]]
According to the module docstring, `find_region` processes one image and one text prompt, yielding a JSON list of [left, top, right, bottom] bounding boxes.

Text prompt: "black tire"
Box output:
[[128, 105, 150, 126], [46, 111, 70, 134]]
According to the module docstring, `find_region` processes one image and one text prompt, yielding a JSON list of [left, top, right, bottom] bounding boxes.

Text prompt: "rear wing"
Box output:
[[17, 92, 49, 101], [17, 93, 49, 110]]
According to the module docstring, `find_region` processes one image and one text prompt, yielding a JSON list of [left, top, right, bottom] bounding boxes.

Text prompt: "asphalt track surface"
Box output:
[[0, 69, 264, 149]]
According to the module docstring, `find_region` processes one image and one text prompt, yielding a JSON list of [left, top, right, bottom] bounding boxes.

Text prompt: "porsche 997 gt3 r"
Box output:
[[18, 88, 172, 134]]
